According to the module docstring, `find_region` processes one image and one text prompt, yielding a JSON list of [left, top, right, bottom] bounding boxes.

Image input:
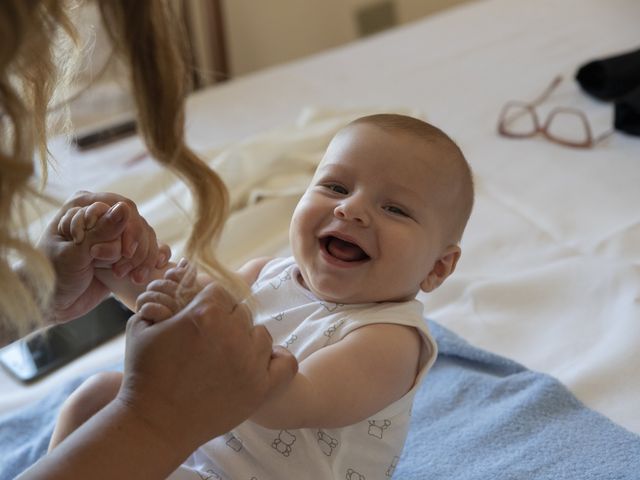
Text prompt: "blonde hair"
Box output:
[[0, 0, 240, 338]]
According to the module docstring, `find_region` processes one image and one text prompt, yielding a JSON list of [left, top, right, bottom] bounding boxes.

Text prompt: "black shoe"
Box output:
[[576, 47, 640, 101], [614, 85, 640, 136]]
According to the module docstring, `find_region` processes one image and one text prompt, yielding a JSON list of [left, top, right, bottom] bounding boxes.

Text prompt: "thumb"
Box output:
[[125, 312, 148, 337], [89, 202, 129, 239], [265, 346, 298, 396]]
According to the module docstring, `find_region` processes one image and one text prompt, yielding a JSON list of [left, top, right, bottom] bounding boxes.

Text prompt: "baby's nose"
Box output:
[[333, 197, 370, 225]]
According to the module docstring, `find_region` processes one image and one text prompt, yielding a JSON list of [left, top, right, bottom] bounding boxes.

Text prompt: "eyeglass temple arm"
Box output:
[[594, 129, 615, 144], [529, 76, 563, 107]]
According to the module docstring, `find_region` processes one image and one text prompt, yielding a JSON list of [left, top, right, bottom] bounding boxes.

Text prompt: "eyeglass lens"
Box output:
[[543, 110, 590, 145]]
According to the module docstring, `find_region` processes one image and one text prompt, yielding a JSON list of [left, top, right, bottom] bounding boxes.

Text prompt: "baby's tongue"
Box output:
[[326, 237, 366, 262]]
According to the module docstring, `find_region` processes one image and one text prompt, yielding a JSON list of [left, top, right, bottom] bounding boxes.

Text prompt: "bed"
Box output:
[[2, 0, 639, 477]]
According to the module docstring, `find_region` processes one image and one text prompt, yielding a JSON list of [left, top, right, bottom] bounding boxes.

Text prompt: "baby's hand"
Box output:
[[57, 201, 111, 245], [57, 201, 171, 283], [136, 258, 200, 323]]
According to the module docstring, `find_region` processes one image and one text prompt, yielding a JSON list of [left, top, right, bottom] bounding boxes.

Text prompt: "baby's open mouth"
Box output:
[[321, 236, 370, 262]]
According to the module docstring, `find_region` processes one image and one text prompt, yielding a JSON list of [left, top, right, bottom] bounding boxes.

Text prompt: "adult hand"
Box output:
[[37, 191, 170, 322], [118, 282, 299, 452], [17, 283, 297, 480]]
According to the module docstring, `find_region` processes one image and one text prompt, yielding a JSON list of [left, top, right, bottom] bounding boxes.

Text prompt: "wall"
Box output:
[[396, 0, 473, 23], [221, 0, 474, 77]]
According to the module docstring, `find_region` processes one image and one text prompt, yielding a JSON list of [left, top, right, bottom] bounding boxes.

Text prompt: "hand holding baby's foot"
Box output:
[[136, 258, 200, 323]]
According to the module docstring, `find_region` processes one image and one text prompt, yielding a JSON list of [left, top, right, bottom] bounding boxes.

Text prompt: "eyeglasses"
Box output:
[[497, 76, 613, 148]]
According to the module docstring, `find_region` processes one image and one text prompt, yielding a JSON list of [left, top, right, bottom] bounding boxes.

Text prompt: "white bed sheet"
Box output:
[[1, 0, 639, 436]]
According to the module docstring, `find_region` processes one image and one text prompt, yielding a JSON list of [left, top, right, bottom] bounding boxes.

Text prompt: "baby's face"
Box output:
[[290, 123, 452, 304]]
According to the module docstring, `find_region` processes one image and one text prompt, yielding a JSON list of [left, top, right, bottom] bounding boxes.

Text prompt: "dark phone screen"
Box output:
[[0, 297, 132, 382]]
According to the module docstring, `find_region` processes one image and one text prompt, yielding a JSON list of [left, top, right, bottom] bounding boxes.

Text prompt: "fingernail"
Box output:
[[107, 202, 126, 223], [133, 268, 149, 284], [178, 257, 188, 268], [125, 241, 138, 259], [114, 262, 133, 278], [73, 230, 85, 244], [156, 252, 167, 267]]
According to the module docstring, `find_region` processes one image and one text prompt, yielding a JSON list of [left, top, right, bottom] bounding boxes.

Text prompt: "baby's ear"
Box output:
[[420, 245, 461, 293]]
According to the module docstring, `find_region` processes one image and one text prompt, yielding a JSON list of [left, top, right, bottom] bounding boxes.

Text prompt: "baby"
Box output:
[[50, 113, 474, 479]]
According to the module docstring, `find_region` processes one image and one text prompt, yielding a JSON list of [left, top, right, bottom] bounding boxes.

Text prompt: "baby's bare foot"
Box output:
[[137, 258, 199, 322]]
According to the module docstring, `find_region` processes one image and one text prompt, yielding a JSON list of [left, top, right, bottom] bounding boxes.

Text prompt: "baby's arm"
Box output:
[[236, 256, 273, 286], [236, 257, 423, 430], [58, 202, 172, 311], [250, 322, 422, 430]]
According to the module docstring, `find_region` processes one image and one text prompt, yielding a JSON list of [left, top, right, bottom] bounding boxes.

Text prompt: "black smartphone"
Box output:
[[0, 297, 132, 384], [72, 119, 137, 151]]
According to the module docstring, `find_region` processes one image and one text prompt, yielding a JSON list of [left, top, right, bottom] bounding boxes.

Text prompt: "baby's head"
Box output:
[[290, 113, 474, 304]]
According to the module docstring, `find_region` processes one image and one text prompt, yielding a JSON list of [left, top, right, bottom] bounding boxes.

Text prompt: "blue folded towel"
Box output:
[[1, 321, 638, 479], [394, 321, 640, 479], [0, 376, 87, 479]]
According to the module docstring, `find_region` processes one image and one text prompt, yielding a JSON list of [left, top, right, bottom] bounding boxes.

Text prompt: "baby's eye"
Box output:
[[324, 184, 348, 195], [384, 205, 409, 217]]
